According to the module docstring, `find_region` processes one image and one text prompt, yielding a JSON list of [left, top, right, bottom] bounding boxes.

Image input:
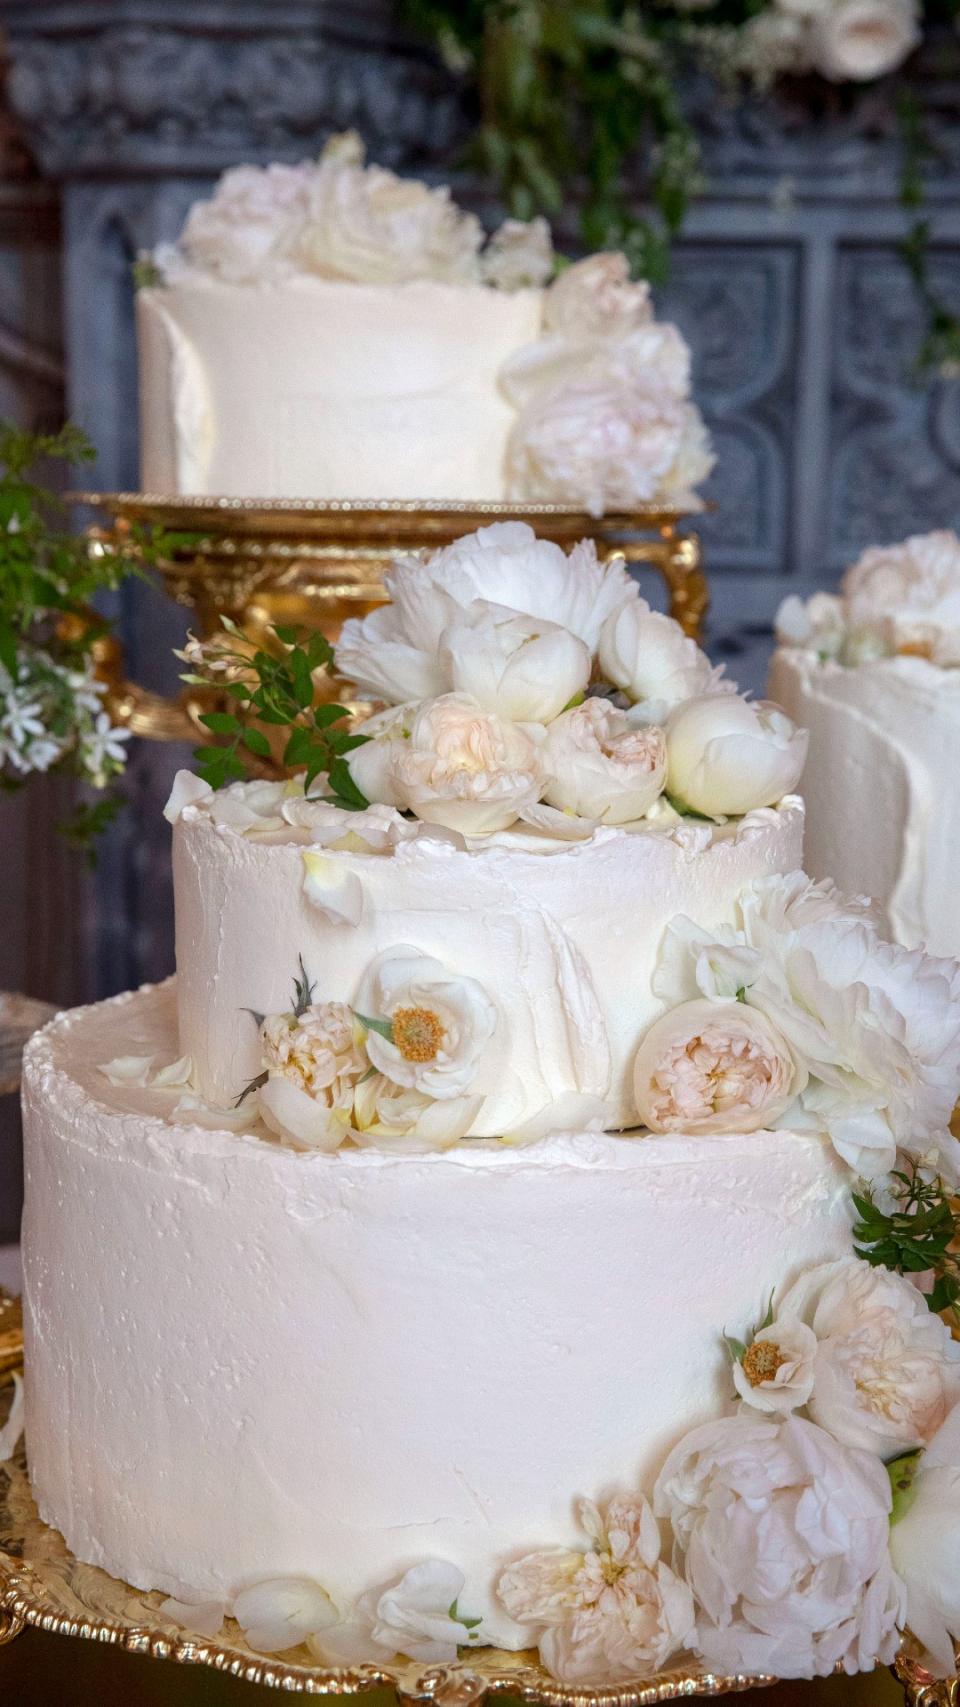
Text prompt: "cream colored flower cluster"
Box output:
[[777, 528, 960, 669], [635, 869, 960, 1181], [336, 522, 807, 835], [739, 0, 919, 85], [254, 946, 498, 1153]]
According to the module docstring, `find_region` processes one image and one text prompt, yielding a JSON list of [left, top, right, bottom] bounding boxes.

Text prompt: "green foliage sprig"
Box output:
[[853, 1166, 960, 1322], [898, 90, 960, 375], [181, 620, 370, 808]]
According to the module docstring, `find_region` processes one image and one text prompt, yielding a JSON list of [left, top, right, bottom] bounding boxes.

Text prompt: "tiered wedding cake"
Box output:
[[17, 526, 960, 1685], [771, 529, 960, 957], [136, 136, 713, 509]]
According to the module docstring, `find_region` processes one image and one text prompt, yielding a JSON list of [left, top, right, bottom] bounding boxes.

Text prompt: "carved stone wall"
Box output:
[[1, 0, 959, 1005]]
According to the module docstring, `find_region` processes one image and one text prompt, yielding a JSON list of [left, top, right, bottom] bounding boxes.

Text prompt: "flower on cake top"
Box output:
[[333, 523, 804, 839], [776, 529, 960, 668], [498, 1492, 695, 1685], [646, 870, 960, 1179]]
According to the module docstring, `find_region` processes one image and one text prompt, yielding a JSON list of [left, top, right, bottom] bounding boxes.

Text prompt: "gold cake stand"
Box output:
[[0, 1338, 949, 1704], [73, 495, 709, 746]]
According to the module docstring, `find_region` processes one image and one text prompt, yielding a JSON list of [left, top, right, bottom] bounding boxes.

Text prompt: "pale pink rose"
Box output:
[[633, 996, 803, 1135], [388, 692, 544, 835], [541, 698, 666, 823]]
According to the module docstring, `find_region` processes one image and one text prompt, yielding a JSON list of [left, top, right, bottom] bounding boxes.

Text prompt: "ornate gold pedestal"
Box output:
[[75, 494, 708, 746]]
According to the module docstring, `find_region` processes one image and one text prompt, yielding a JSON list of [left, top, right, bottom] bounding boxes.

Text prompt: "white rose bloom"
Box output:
[[843, 529, 960, 649], [888, 1404, 960, 1678], [774, 591, 846, 659], [633, 997, 803, 1135], [352, 1073, 481, 1152], [599, 598, 729, 720], [777, 1257, 960, 1457], [810, 0, 919, 81], [314, 1561, 478, 1666], [297, 144, 482, 285], [665, 693, 808, 817], [732, 1318, 818, 1415], [388, 692, 544, 835], [438, 601, 591, 725], [654, 1413, 906, 1679], [543, 252, 655, 341], [541, 698, 666, 823], [353, 945, 497, 1099], [179, 162, 313, 283], [344, 702, 417, 808], [481, 216, 554, 289], [498, 1493, 695, 1686], [257, 1000, 366, 1150]]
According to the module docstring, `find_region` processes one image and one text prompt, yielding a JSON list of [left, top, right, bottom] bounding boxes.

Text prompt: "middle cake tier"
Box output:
[[173, 784, 805, 1133]]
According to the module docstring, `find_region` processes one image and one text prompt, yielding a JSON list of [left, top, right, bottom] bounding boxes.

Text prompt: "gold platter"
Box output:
[[0, 1332, 948, 1701]]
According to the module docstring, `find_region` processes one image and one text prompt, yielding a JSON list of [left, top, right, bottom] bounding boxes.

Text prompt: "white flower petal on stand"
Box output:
[[233, 1577, 339, 1654], [354, 946, 497, 1100], [301, 850, 364, 925], [732, 1319, 818, 1414], [541, 699, 666, 823], [438, 602, 591, 725], [0, 1372, 24, 1464], [665, 693, 808, 817], [351, 1561, 475, 1664], [599, 599, 729, 717], [633, 997, 804, 1136], [159, 1595, 228, 1638], [258, 1075, 352, 1152], [889, 1404, 960, 1677], [163, 770, 214, 824]]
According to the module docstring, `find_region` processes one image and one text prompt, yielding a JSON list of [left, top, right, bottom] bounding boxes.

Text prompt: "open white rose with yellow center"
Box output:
[[810, 0, 919, 82], [354, 946, 497, 1101], [777, 1257, 960, 1457], [665, 693, 808, 817], [888, 1404, 960, 1677], [654, 1413, 905, 1679], [633, 997, 804, 1135], [540, 698, 666, 823], [388, 692, 544, 835], [599, 598, 730, 721], [732, 1318, 818, 1415], [258, 1000, 366, 1151], [497, 1493, 694, 1686], [438, 601, 591, 725]]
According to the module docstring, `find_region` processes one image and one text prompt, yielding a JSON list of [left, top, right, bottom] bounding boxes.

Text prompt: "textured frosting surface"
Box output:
[[173, 803, 805, 1131], [21, 982, 854, 1646], [770, 649, 960, 956], [137, 280, 543, 499]]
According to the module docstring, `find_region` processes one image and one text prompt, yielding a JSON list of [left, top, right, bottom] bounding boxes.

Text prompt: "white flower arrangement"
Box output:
[[776, 528, 960, 669], [1, 650, 129, 790]]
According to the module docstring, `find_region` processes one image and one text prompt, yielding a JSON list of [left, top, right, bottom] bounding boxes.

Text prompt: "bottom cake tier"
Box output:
[[20, 982, 854, 1650]]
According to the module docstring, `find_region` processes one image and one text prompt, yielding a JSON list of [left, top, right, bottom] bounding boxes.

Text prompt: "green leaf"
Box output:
[[234, 1069, 268, 1107], [354, 1012, 395, 1043], [273, 624, 300, 645], [200, 711, 241, 735], [328, 757, 369, 811], [242, 726, 272, 758], [722, 1333, 746, 1365], [313, 704, 348, 729]]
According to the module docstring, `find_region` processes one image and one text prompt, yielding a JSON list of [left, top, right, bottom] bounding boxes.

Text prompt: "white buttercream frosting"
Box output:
[[769, 648, 960, 957], [172, 786, 804, 1132], [21, 981, 854, 1646]]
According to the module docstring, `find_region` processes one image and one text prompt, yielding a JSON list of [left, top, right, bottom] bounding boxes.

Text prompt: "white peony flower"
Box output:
[[810, 0, 920, 82], [774, 591, 847, 659], [888, 1404, 960, 1677], [387, 692, 544, 835], [732, 1318, 818, 1415], [352, 1073, 481, 1152], [481, 216, 554, 290], [632, 997, 803, 1135], [540, 698, 666, 823], [335, 603, 449, 706], [665, 693, 808, 817], [314, 1561, 479, 1666], [233, 1577, 339, 1654], [599, 598, 730, 720], [353, 946, 496, 1100], [258, 1000, 367, 1150], [498, 1493, 695, 1685], [843, 529, 960, 659], [297, 139, 482, 285], [777, 1257, 960, 1457], [438, 601, 591, 725], [542, 253, 655, 341], [654, 1413, 905, 1679], [178, 162, 314, 283]]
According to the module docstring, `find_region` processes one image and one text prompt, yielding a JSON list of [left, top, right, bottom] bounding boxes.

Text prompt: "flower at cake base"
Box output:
[[233, 1577, 339, 1654], [540, 699, 666, 823], [653, 1413, 905, 1679], [177, 161, 313, 283], [258, 1000, 366, 1150], [480, 216, 554, 290], [312, 1561, 479, 1666], [731, 1318, 818, 1415], [387, 693, 544, 835], [438, 602, 591, 726], [809, 0, 920, 83], [352, 1072, 481, 1152], [497, 1492, 694, 1685], [354, 946, 497, 1100], [776, 1257, 960, 1457], [599, 598, 730, 722], [888, 1404, 960, 1677], [664, 693, 808, 817], [632, 997, 803, 1136]]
